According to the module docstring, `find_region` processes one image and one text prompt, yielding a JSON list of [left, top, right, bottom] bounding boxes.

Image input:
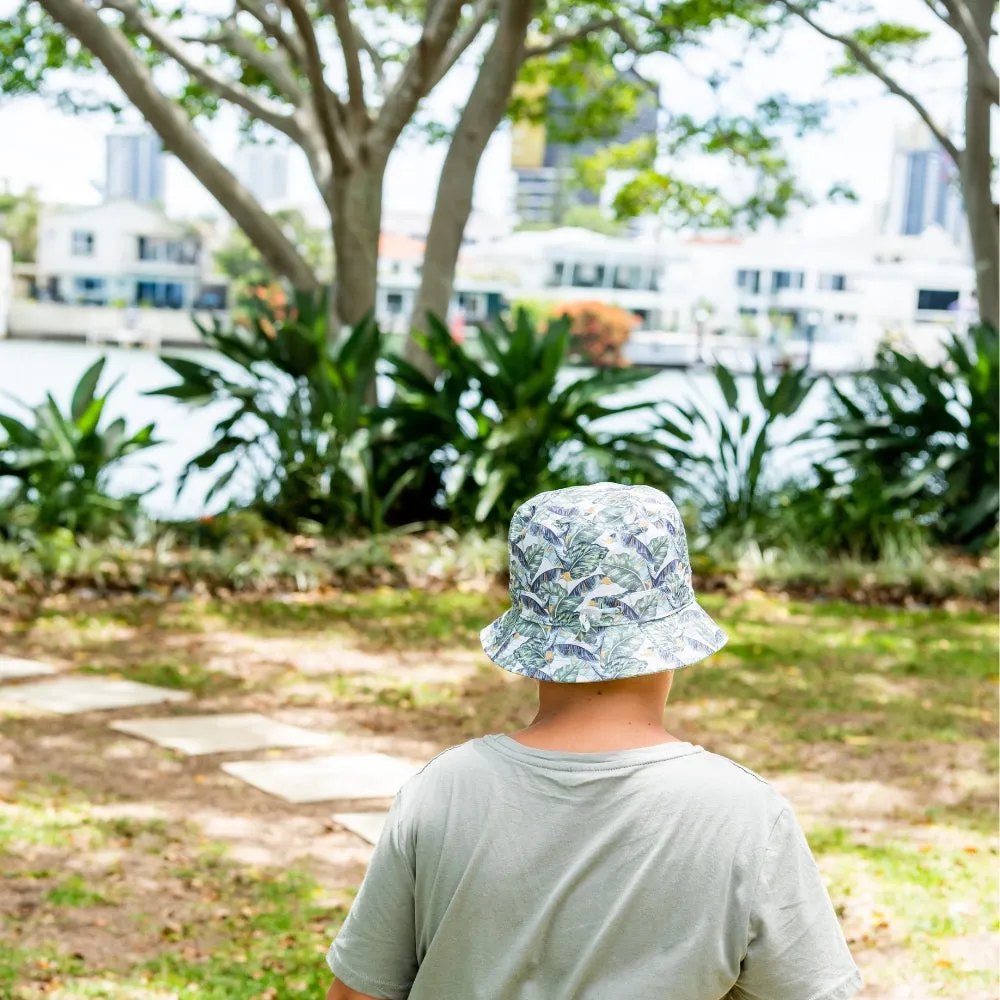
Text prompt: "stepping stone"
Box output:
[[0, 656, 56, 681], [332, 811, 388, 845], [0, 677, 190, 714], [109, 713, 333, 756], [222, 753, 421, 804]]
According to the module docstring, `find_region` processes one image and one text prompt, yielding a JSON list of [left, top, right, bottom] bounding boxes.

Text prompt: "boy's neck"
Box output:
[[509, 675, 681, 753]]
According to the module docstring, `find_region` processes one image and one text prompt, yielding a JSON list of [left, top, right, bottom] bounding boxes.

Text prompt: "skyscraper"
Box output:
[[510, 69, 659, 226], [105, 129, 166, 205], [234, 143, 290, 206], [885, 123, 964, 243]]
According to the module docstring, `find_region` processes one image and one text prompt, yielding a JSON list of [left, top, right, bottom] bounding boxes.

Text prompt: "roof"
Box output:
[[379, 232, 426, 261], [43, 199, 188, 234], [467, 227, 674, 261]]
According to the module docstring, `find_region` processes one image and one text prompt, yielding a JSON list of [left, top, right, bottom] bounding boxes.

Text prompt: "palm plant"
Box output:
[[383, 310, 665, 527], [149, 291, 386, 533], [0, 358, 158, 539], [655, 361, 818, 540], [826, 324, 998, 550]]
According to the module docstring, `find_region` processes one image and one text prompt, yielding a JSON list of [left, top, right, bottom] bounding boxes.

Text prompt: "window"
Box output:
[[648, 267, 663, 292], [917, 288, 960, 312], [546, 261, 565, 288], [571, 263, 605, 288], [736, 269, 760, 294], [458, 292, 486, 320], [738, 307, 758, 316], [138, 236, 199, 263], [386, 292, 403, 315], [818, 273, 847, 291], [613, 265, 643, 290], [833, 313, 857, 325], [72, 230, 95, 256], [136, 281, 185, 309], [771, 270, 804, 292], [73, 277, 106, 304]]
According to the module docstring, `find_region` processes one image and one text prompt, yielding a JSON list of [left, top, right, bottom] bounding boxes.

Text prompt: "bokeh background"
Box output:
[[0, 1, 997, 997]]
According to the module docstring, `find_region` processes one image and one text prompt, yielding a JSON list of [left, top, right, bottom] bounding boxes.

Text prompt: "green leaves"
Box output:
[[831, 21, 931, 77], [148, 291, 396, 535], [655, 360, 818, 538], [826, 324, 999, 551], [0, 357, 160, 541], [383, 307, 665, 527]]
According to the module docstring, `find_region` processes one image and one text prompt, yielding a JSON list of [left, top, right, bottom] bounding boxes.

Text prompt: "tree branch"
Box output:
[[781, 1, 963, 162], [524, 16, 618, 57], [189, 20, 306, 106], [99, 0, 302, 138], [427, 0, 497, 91], [325, 0, 366, 120], [37, 0, 319, 291], [937, 0, 999, 103], [235, 0, 306, 65], [372, 0, 465, 152], [279, 0, 356, 166], [356, 29, 386, 91]]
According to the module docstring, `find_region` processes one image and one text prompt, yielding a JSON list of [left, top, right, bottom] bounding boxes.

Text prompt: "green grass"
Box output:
[[78, 659, 241, 696], [811, 826, 999, 991], [207, 589, 506, 650], [2, 590, 997, 998], [44, 874, 109, 908], [6, 835, 347, 1000]]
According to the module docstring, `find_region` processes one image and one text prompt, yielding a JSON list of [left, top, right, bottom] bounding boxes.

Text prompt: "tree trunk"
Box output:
[[407, 0, 534, 374], [961, 0, 999, 329], [330, 158, 387, 333], [38, 0, 319, 293]]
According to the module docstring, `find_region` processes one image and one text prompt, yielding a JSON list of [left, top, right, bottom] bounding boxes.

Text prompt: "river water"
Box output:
[[0, 340, 835, 520]]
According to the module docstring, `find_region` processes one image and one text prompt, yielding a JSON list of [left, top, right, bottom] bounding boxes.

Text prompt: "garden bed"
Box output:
[[1, 530, 996, 608]]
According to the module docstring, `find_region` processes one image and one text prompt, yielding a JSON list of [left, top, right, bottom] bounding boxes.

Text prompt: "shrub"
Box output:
[[0, 358, 158, 541], [148, 291, 391, 534], [824, 323, 998, 552], [655, 362, 818, 545], [554, 300, 639, 368], [384, 310, 665, 527]]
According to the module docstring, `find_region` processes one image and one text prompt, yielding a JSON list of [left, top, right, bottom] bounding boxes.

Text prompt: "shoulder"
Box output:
[[397, 739, 491, 802], [676, 749, 789, 822]]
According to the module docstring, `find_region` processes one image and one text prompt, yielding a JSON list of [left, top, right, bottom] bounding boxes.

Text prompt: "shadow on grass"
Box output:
[[3, 591, 996, 831]]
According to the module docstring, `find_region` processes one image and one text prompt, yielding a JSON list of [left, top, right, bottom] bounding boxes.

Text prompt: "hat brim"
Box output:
[[480, 602, 727, 683]]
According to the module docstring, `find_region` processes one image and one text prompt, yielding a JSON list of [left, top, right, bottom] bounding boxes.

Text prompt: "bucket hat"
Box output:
[[480, 483, 727, 683]]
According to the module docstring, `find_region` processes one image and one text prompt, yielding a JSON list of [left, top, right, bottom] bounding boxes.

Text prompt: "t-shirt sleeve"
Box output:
[[326, 794, 418, 1000], [730, 806, 862, 1000]]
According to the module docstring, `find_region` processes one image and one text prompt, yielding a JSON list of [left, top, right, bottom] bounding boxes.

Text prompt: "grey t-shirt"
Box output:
[[327, 735, 862, 1000]]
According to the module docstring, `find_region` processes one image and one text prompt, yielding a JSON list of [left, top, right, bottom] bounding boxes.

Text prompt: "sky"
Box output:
[[0, 2, 968, 237]]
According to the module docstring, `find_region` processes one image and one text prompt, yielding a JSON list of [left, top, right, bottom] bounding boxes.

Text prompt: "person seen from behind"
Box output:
[[326, 482, 862, 1000]]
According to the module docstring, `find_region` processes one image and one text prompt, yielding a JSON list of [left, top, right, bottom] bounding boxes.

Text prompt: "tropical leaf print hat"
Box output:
[[480, 483, 727, 683]]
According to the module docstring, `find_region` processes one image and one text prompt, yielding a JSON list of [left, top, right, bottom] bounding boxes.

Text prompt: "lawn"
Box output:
[[1, 589, 996, 999]]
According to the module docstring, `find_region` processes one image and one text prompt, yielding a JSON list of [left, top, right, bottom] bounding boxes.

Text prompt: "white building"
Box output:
[[36, 200, 204, 309], [105, 128, 165, 205], [234, 143, 290, 207], [460, 227, 688, 331], [376, 233, 506, 334], [683, 225, 976, 363]]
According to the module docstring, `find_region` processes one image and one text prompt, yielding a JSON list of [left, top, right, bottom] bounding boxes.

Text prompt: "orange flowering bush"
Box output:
[[553, 300, 639, 368]]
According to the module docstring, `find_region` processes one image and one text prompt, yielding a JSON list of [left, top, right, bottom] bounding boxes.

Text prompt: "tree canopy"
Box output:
[[781, 0, 998, 328], [0, 0, 869, 348]]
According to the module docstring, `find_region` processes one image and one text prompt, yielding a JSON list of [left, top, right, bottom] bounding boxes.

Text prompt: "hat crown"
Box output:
[[508, 483, 694, 630]]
